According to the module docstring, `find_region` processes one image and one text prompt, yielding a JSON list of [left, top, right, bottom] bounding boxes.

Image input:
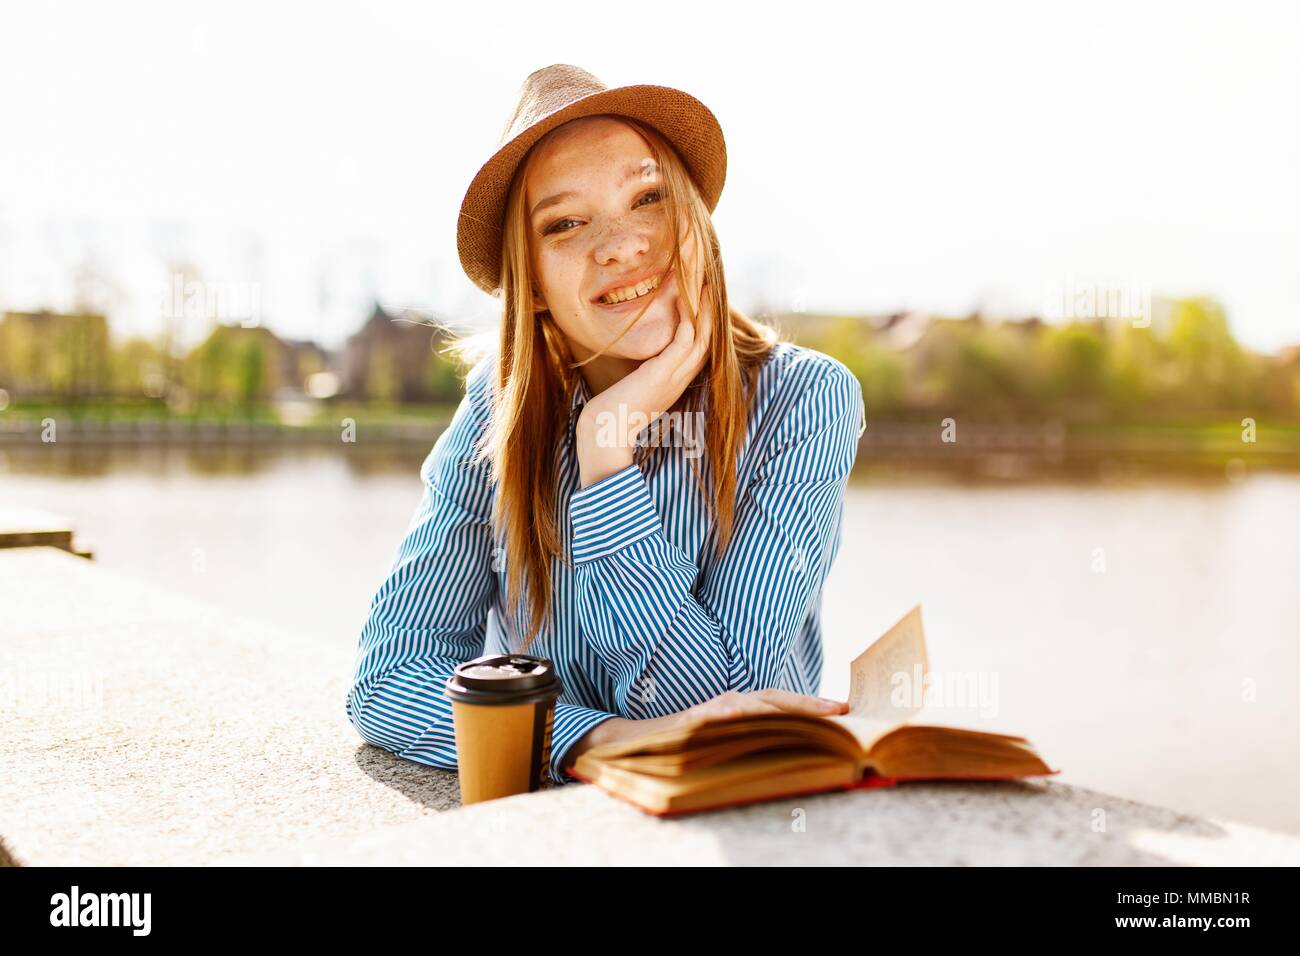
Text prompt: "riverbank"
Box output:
[[2, 413, 1299, 476], [0, 404, 456, 446]]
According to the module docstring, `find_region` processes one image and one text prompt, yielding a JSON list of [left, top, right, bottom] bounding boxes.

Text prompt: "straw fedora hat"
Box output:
[[456, 63, 727, 296]]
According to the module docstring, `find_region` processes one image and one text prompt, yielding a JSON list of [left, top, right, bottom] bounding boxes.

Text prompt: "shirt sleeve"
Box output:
[[567, 356, 866, 720], [548, 702, 621, 785], [344, 359, 621, 787], [344, 359, 497, 772]]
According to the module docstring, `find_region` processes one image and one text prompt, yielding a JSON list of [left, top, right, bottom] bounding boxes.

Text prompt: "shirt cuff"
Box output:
[[569, 462, 662, 564], [549, 702, 620, 785]]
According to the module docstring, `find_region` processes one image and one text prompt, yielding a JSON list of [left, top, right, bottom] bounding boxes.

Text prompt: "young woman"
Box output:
[[346, 65, 866, 785]]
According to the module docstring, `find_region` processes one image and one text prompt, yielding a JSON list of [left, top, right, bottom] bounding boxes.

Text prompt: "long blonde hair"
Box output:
[[447, 114, 780, 653]]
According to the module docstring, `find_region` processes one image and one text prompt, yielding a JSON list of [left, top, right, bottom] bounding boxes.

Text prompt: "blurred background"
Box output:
[[2, 1, 1297, 835]]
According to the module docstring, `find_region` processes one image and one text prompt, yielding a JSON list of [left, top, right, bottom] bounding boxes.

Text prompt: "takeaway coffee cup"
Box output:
[[444, 654, 563, 804]]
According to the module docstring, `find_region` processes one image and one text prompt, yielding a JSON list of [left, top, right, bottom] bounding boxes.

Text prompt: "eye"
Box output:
[[543, 217, 579, 236], [634, 189, 663, 209], [542, 189, 664, 236]]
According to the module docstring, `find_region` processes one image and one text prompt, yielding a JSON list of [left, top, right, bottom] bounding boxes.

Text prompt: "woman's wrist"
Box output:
[[575, 412, 635, 488]]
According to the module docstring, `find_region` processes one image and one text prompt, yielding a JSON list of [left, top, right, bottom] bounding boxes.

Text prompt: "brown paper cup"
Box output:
[[450, 698, 555, 803], [445, 655, 562, 805]]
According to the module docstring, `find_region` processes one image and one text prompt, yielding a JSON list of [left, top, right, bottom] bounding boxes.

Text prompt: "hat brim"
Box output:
[[456, 83, 727, 296]]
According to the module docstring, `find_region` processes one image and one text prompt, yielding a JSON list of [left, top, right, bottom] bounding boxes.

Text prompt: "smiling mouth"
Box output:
[[592, 269, 672, 308]]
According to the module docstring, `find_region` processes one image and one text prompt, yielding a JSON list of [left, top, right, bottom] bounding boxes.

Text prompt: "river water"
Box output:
[[3, 444, 1297, 836]]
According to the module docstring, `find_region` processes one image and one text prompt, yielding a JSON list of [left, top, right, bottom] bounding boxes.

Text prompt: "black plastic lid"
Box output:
[[444, 654, 562, 706]]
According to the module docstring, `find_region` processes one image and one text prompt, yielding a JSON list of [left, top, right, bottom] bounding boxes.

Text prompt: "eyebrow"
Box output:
[[529, 163, 649, 222]]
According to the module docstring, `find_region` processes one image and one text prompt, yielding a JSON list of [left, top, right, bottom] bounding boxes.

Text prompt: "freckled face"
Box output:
[[525, 116, 682, 361]]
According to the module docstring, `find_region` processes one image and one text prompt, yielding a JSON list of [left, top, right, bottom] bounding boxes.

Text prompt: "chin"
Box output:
[[594, 297, 677, 360], [614, 315, 675, 359]]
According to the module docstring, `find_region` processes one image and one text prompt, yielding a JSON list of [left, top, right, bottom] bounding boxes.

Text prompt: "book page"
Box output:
[[823, 712, 899, 752], [846, 605, 929, 723]]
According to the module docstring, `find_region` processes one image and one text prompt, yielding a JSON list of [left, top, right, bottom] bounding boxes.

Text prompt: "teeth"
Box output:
[[599, 274, 661, 305]]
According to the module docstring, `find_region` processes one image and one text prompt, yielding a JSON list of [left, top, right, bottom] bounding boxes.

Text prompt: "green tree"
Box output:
[[238, 338, 265, 413], [367, 344, 398, 403], [1035, 322, 1108, 416]]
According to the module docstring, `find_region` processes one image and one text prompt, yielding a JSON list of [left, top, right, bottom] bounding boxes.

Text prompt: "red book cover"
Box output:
[[565, 765, 1060, 818]]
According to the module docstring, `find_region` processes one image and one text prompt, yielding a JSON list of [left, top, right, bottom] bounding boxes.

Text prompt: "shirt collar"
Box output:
[[568, 372, 592, 418]]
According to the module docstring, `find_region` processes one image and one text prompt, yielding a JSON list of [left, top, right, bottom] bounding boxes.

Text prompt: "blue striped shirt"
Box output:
[[345, 339, 867, 785]]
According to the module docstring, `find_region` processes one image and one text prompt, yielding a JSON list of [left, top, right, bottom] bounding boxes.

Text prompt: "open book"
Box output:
[[567, 605, 1059, 816]]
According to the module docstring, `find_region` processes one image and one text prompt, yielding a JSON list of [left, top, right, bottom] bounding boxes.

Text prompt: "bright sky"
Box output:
[[1, 0, 1297, 351]]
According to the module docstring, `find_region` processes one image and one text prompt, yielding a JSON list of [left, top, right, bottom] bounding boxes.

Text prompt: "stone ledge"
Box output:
[[3, 546, 1297, 866], [0, 547, 463, 866], [0, 506, 92, 558], [214, 774, 1300, 867]]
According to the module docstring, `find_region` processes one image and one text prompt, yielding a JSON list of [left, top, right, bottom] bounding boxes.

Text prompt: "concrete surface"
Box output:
[[0, 546, 461, 866], [216, 773, 1300, 866], [3, 546, 1298, 866]]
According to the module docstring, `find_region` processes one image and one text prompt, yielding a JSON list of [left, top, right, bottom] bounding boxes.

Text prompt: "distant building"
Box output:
[[183, 323, 294, 404], [340, 302, 459, 402], [277, 336, 331, 392], [0, 309, 111, 398]]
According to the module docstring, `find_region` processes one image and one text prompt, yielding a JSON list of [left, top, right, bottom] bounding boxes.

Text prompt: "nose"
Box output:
[[592, 217, 651, 266]]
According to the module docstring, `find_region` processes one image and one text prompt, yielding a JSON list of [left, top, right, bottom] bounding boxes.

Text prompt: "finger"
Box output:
[[755, 689, 846, 714], [693, 291, 712, 359], [731, 698, 785, 718], [644, 296, 691, 365], [690, 280, 712, 349], [641, 283, 703, 388], [678, 297, 696, 342], [660, 289, 696, 357], [753, 688, 806, 706], [693, 700, 775, 726], [673, 284, 706, 360]]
